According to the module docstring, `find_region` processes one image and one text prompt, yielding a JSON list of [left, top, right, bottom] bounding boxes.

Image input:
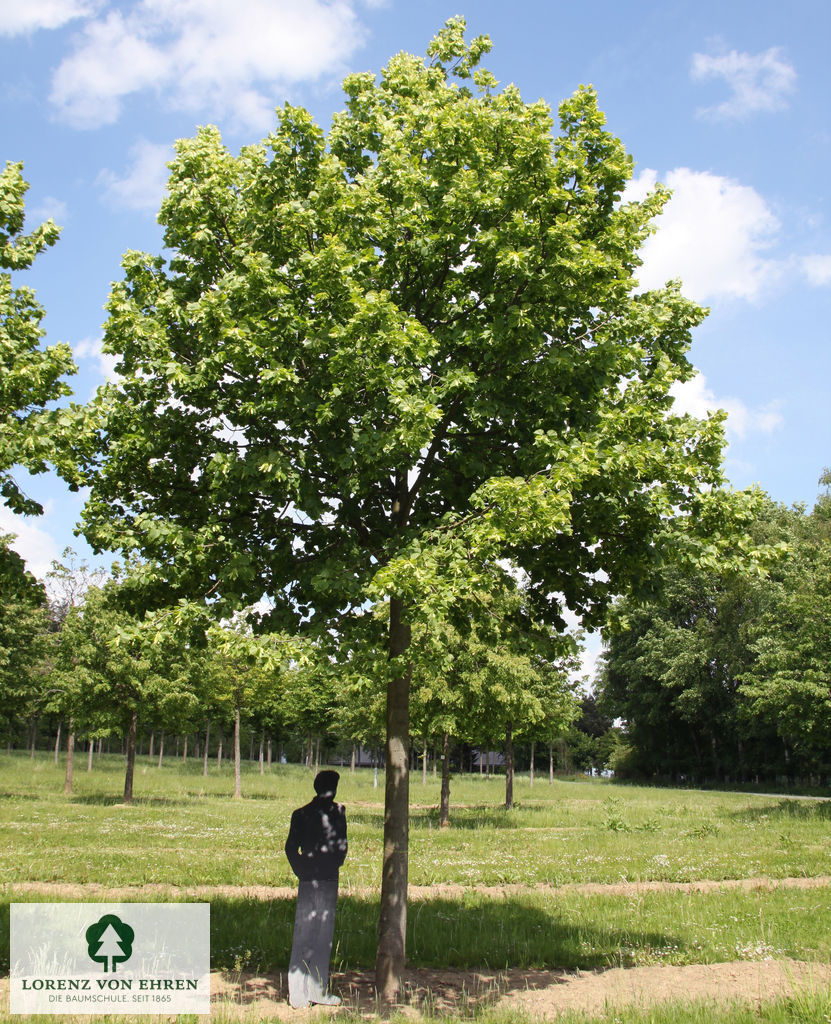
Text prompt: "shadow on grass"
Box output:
[[730, 799, 831, 823], [410, 805, 545, 830], [0, 893, 683, 977]]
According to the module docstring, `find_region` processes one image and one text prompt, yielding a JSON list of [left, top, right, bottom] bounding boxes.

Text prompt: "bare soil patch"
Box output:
[[211, 960, 831, 1019], [2, 961, 830, 1021]]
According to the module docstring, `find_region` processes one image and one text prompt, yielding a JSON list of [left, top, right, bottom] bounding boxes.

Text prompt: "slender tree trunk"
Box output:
[[479, 746, 483, 775], [530, 740, 535, 788], [249, 732, 254, 762], [439, 731, 451, 828], [30, 715, 38, 757], [98, 736, 103, 759], [149, 730, 155, 759], [259, 729, 265, 774], [54, 720, 62, 765], [314, 734, 320, 772], [267, 737, 272, 768], [64, 719, 75, 795], [549, 741, 554, 784], [233, 704, 242, 799], [158, 731, 165, 768], [203, 718, 211, 777], [182, 734, 188, 762], [123, 711, 137, 804], [422, 736, 428, 785], [217, 725, 223, 768], [351, 743, 356, 773], [87, 738, 94, 771], [375, 593, 411, 1004], [432, 741, 437, 778], [505, 721, 514, 811]]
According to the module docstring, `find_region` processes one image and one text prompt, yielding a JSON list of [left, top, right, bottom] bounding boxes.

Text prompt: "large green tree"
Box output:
[[1, 161, 75, 515], [74, 21, 755, 998]]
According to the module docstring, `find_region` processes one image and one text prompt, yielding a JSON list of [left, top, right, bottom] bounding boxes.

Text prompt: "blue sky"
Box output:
[[2, 0, 830, 634]]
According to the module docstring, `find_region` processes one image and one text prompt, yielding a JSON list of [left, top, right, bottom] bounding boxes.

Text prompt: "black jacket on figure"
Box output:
[[284, 796, 348, 881]]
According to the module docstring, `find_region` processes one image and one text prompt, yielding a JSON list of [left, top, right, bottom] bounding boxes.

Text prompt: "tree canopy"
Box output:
[[71, 19, 758, 998], [0, 161, 76, 515]]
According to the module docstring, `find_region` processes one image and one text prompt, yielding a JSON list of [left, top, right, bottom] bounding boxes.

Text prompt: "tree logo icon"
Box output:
[[85, 914, 134, 972]]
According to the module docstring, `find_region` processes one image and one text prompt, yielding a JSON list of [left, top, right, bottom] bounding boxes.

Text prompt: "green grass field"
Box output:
[[2, 752, 830, 1022]]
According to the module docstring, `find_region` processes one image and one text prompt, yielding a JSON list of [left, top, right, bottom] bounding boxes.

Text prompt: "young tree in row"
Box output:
[[202, 616, 298, 798], [71, 21, 760, 997], [54, 573, 201, 802]]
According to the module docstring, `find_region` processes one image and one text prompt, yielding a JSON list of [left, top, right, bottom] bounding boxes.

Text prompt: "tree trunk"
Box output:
[[505, 721, 514, 811], [157, 731, 165, 768], [314, 734, 320, 772], [549, 741, 554, 784], [259, 729, 265, 774], [233, 704, 242, 799], [217, 725, 224, 768], [87, 738, 94, 771], [375, 593, 411, 1004], [149, 730, 155, 759], [530, 740, 535, 788], [123, 711, 137, 804], [351, 743, 356, 773], [64, 719, 75, 795], [30, 714, 38, 757], [267, 737, 272, 768], [439, 731, 451, 828], [54, 719, 62, 765], [203, 718, 211, 777], [182, 734, 188, 762], [249, 732, 254, 762], [432, 740, 437, 778], [422, 736, 428, 785], [98, 736, 103, 759]]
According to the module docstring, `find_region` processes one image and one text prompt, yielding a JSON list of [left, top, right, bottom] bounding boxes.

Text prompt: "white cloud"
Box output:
[[30, 196, 69, 224], [670, 373, 784, 441], [801, 254, 831, 287], [626, 167, 782, 303], [49, 0, 368, 131], [73, 335, 119, 381], [0, 506, 61, 580], [691, 46, 796, 120], [97, 139, 172, 211], [0, 0, 98, 36]]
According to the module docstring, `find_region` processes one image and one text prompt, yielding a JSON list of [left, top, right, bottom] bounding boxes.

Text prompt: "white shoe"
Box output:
[[312, 994, 341, 1006]]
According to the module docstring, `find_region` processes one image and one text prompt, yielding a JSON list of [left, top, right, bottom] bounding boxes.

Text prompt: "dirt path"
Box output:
[[6, 874, 831, 901], [3, 961, 829, 1021], [210, 960, 831, 1020]]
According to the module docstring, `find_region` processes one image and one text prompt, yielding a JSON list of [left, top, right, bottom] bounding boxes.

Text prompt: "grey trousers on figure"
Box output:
[[288, 878, 339, 1008]]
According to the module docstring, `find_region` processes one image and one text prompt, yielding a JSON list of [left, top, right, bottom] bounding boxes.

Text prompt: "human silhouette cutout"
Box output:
[[285, 769, 347, 1008]]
